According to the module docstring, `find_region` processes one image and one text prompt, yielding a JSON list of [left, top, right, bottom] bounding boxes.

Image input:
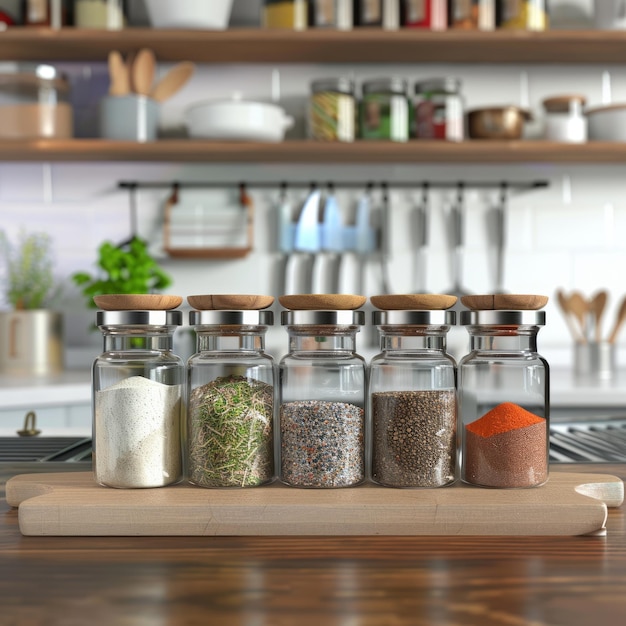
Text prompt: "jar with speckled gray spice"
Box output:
[[279, 308, 366, 488], [369, 308, 457, 488]]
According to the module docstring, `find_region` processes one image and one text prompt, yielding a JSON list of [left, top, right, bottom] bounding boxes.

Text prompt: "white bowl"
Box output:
[[586, 104, 626, 141], [186, 98, 295, 142], [144, 0, 233, 29]]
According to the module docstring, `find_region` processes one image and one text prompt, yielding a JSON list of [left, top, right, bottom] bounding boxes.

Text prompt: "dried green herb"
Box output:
[[188, 375, 274, 488]]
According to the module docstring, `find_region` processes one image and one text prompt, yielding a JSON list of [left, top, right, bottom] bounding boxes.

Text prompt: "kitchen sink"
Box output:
[[1, 416, 625, 464]]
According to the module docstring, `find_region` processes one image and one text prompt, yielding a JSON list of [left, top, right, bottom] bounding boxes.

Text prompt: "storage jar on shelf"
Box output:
[[309, 0, 353, 29], [360, 77, 410, 142], [74, 0, 126, 29], [369, 298, 457, 488], [279, 299, 366, 488], [309, 76, 356, 142], [401, 0, 447, 30], [458, 304, 549, 489], [262, 0, 308, 29], [92, 309, 185, 489], [449, 0, 495, 30], [497, 0, 548, 31], [542, 94, 587, 143], [413, 77, 464, 141], [187, 307, 276, 489]]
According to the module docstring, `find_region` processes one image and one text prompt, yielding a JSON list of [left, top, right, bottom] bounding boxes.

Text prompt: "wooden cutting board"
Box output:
[[5, 471, 623, 537]]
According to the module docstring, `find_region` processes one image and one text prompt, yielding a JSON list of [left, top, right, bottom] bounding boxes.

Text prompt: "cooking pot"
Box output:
[[467, 106, 532, 140], [186, 95, 295, 142], [586, 104, 626, 141]]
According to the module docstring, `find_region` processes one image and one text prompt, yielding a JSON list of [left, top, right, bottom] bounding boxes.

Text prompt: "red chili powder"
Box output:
[[466, 402, 544, 438]]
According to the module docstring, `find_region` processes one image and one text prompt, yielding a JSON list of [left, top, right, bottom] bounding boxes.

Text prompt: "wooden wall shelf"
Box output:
[[3, 139, 626, 163], [1, 28, 626, 64]]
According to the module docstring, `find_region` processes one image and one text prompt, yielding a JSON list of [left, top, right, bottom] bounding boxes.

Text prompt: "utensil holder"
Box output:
[[574, 342, 616, 380], [99, 95, 159, 142]]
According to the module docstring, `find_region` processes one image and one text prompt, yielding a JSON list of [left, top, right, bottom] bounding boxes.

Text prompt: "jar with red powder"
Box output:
[[458, 309, 549, 488]]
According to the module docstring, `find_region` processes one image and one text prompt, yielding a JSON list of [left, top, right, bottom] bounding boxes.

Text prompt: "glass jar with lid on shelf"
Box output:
[[262, 0, 308, 29], [449, 0, 496, 30], [360, 76, 410, 141], [497, 0, 548, 31], [401, 0, 448, 30], [413, 77, 464, 141], [74, 0, 126, 29], [309, 76, 356, 142]]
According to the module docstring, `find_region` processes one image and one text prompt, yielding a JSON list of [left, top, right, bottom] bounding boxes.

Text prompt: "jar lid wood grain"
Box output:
[[542, 95, 586, 113], [279, 294, 366, 310], [370, 294, 457, 310], [461, 294, 548, 311], [187, 295, 274, 310], [94, 294, 183, 311]]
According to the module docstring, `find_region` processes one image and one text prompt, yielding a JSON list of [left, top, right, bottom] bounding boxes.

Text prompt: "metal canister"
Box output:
[[413, 77, 464, 141], [309, 77, 356, 142], [360, 77, 409, 142]]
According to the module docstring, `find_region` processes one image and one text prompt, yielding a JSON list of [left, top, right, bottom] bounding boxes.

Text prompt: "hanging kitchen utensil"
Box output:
[[291, 186, 322, 294], [276, 183, 296, 296], [379, 183, 392, 295], [313, 185, 344, 294], [444, 183, 470, 301], [354, 185, 376, 296], [412, 183, 429, 293], [486, 182, 507, 294], [163, 183, 254, 259], [150, 61, 195, 102]]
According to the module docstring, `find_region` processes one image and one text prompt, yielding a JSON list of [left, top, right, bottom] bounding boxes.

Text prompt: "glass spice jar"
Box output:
[[187, 309, 275, 488], [401, 0, 448, 30], [458, 309, 549, 488], [497, 0, 548, 31], [309, 0, 353, 29], [413, 77, 464, 141], [93, 310, 184, 489], [369, 309, 457, 488], [360, 77, 410, 142], [74, 0, 126, 29], [448, 0, 496, 30], [279, 309, 366, 488], [309, 76, 356, 142], [262, 0, 308, 29]]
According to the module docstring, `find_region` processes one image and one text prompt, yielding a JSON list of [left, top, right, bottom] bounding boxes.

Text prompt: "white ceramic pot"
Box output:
[[186, 97, 295, 142], [586, 104, 626, 141], [542, 95, 587, 143], [144, 0, 234, 29]]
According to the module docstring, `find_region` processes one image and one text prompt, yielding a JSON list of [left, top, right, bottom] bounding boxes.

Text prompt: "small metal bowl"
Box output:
[[467, 106, 532, 140]]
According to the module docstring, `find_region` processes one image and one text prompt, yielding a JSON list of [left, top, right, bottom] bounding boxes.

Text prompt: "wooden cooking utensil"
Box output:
[[107, 50, 129, 96], [151, 61, 195, 102], [608, 295, 626, 343], [589, 290, 608, 342], [568, 291, 590, 342], [131, 48, 156, 97], [556, 289, 584, 343]]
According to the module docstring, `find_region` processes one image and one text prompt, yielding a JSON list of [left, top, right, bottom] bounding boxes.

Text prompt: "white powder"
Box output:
[[95, 376, 182, 488]]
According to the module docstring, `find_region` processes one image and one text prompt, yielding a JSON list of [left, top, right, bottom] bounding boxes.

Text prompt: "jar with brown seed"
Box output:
[[369, 309, 457, 488]]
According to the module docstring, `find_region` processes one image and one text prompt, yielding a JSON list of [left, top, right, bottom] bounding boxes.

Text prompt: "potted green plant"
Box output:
[[0, 229, 64, 375], [72, 236, 172, 309]]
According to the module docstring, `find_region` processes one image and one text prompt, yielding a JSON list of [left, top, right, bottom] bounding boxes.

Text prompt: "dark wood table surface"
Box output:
[[1, 462, 625, 626]]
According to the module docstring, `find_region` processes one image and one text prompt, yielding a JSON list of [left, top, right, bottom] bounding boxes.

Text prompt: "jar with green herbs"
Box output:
[[279, 303, 366, 488], [360, 77, 409, 142], [369, 302, 457, 488], [187, 308, 276, 488], [309, 77, 356, 142]]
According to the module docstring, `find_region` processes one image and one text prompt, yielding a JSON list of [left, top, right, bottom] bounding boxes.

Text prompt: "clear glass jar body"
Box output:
[[458, 311, 549, 488], [309, 77, 356, 142], [370, 315, 457, 488], [402, 0, 448, 30], [187, 312, 275, 488], [360, 77, 409, 142], [279, 313, 366, 488], [92, 311, 184, 489], [413, 78, 464, 141], [74, 0, 126, 29]]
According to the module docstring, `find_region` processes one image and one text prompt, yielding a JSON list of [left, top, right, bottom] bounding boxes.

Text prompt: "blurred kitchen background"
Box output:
[[3, 0, 626, 435]]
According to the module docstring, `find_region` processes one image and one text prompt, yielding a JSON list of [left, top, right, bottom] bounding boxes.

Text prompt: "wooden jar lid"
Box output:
[[93, 294, 183, 311], [278, 294, 366, 310], [461, 294, 549, 311], [370, 294, 457, 310], [187, 295, 275, 310]]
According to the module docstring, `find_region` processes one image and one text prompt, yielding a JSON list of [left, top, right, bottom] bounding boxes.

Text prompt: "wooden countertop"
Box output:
[[1, 463, 625, 625]]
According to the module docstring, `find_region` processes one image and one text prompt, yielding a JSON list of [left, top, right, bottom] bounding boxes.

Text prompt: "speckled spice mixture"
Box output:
[[371, 390, 456, 488], [280, 400, 365, 487]]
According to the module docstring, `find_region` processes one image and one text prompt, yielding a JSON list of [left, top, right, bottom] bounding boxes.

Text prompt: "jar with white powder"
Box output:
[[93, 309, 184, 488]]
